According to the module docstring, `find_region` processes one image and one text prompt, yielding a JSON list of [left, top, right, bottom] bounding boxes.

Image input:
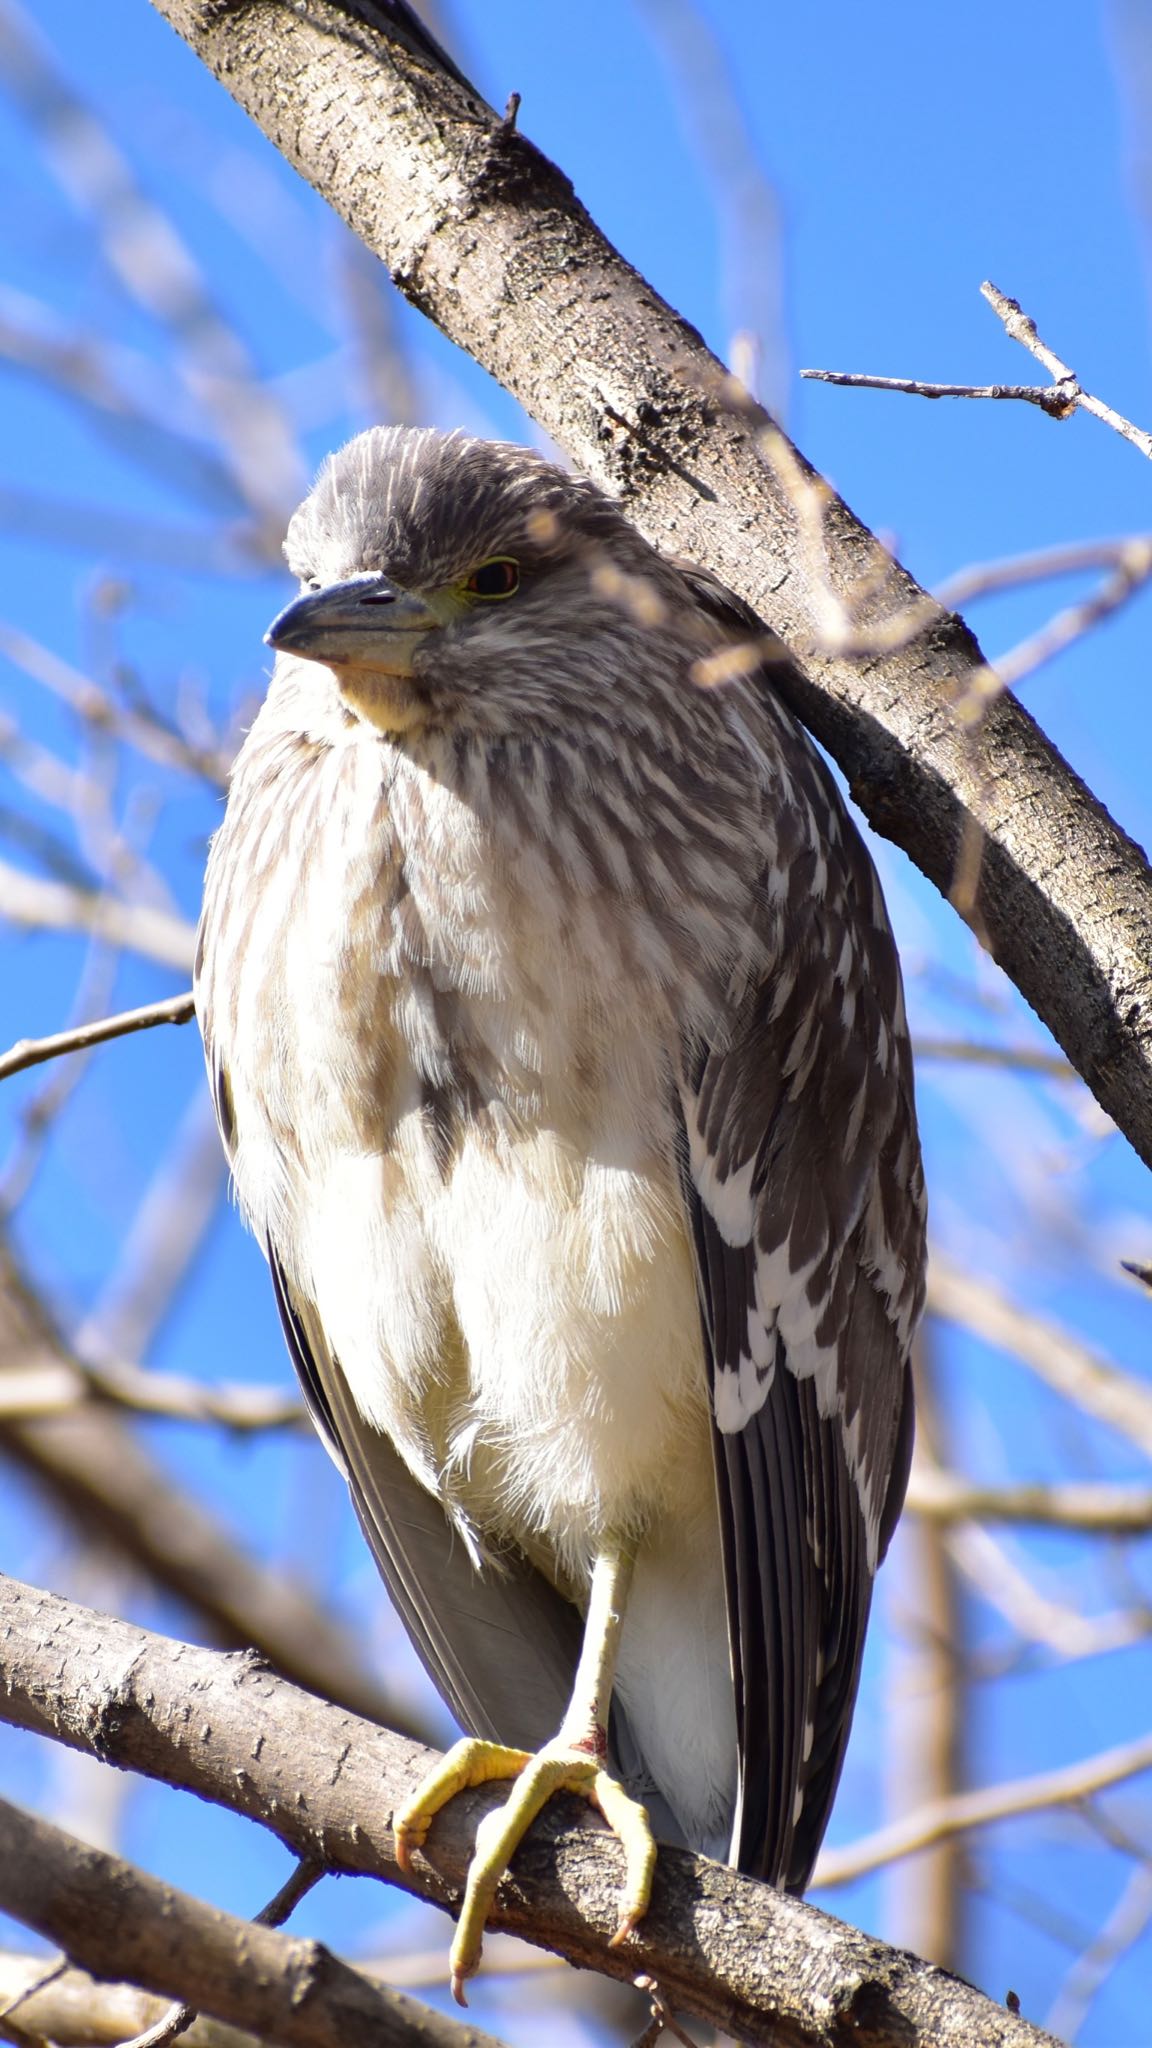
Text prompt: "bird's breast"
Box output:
[[199, 722, 713, 1570]]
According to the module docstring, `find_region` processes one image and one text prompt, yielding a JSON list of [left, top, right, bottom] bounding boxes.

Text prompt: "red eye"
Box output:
[[465, 559, 520, 599]]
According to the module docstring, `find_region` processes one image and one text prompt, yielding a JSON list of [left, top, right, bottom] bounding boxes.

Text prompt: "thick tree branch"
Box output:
[[145, 0, 1152, 1166], [0, 1795, 507, 2048], [0, 1571, 1061, 2048]]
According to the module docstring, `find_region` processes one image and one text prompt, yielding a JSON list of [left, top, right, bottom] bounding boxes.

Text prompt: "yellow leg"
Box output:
[[390, 1537, 658, 2004]]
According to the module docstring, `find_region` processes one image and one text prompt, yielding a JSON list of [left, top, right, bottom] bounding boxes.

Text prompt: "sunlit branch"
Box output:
[[927, 1253, 1152, 1463], [814, 1729, 1152, 1888], [0, 992, 196, 1084]]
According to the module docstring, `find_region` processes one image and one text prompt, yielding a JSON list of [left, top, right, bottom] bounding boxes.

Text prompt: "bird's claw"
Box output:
[[393, 1734, 656, 2003]]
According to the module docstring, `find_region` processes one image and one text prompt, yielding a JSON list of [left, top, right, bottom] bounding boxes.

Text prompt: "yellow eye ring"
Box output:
[[463, 558, 520, 599]]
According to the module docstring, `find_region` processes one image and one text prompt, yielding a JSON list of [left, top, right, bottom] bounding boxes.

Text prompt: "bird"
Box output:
[[195, 425, 926, 2000]]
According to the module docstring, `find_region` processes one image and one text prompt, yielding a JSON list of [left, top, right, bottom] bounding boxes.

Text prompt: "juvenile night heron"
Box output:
[[196, 426, 925, 1998]]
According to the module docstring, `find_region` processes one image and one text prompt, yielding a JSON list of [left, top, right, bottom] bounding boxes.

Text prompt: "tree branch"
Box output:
[[905, 1467, 1152, 1534], [815, 1728, 1152, 1890], [145, 0, 1152, 1167], [0, 1795, 507, 2048], [0, 1951, 262, 2048], [0, 1571, 1060, 2048], [927, 1254, 1152, 1462], [0, 992, 196, 1084]]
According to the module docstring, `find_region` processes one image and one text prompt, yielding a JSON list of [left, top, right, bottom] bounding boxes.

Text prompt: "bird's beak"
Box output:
[[265, 573, 441, 677]]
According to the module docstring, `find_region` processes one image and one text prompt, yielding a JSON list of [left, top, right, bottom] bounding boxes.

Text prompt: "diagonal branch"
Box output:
[[0, 992, 196, 1084], [145, 0, 1152, 1167], [0, 1793, 508, 2048], [0, 1570, 1062, 2048], [815, 1727, 1152, 1889]]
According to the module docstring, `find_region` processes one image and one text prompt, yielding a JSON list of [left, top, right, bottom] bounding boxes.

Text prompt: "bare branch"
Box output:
[[906, 1466, 1152, 1535], [935, 535, 1152, 608], [0, 1572, 1062, 2048], [945, 1520, 1152, 1668], [0, 1794, 506, 2048], [815, 1730, 1152, 1889], [981, 281, 1152, 460], [0, 1951, 260, 2046], [0, 861, 196, 972], [957, 536, 1152, 718], [0, 618, 232, 785], [1045, 1863, 1152, 2041], [911, 1037, 1075, 1081], [115, 1857, 326, 2048], [799, 366, 1074, 418], [0, 993, 196, 1085], [0, 0, 305, 530], [927, 1254, 1152, 1462], [0, 1353, 303, 1431], [802, 286, 1152, 463]]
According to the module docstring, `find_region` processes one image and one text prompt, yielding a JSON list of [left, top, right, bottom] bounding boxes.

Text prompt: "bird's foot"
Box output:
[[392, 1733, 656, 2003]]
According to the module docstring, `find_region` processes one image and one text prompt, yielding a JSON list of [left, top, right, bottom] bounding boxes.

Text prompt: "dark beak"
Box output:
[[266, 573, 441, 673]]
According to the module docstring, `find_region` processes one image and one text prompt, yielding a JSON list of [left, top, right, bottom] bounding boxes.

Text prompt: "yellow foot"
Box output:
[[392, 1734, 657, 2004]]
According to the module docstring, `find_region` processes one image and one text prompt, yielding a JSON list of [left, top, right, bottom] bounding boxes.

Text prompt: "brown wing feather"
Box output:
[[678, 564, 925, 1889]]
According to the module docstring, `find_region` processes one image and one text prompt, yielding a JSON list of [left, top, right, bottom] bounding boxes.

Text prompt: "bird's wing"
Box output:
[[265, 1244, 584, 1751], [675, 570, 925, 1890]]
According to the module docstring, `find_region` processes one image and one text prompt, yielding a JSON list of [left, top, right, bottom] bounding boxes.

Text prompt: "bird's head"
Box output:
[[266, 427, 695, 739]]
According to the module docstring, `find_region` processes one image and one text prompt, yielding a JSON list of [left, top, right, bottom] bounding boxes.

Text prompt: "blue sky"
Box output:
[[1, 2, 1151, 2041]]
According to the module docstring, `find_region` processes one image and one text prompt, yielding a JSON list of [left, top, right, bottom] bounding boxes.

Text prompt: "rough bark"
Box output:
[[144, 0, 1152, 1166], [0, 1573, 1061, 2048], [0, 1797, 508, 2048]]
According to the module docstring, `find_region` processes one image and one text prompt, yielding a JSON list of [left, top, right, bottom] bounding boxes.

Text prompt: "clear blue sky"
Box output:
[[1, 2, 1151, 2041]]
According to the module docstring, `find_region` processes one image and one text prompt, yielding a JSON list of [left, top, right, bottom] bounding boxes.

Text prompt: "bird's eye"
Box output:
[[463, 558, 520, 600]]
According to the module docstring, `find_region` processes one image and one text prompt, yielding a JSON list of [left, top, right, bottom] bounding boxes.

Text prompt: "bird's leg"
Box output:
[[392, 1535, 657, 2003]]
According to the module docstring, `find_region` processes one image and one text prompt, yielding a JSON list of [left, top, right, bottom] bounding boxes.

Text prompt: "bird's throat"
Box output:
[[329, 661, 433, 737]]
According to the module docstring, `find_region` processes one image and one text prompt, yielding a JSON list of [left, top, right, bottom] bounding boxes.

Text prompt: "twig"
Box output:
[[77, 1091, 225, 1365], [955, 535, 1152, 721], [905, 1467, 1152, 1534], [0, 861, 196, 971], [927, 1252, 1152, 1461], [935, 534, 1152, 608], [0, 618, 232, 784], [0, 1353, 304, 1430], [1045, 1862, 1152, 2041], [802, 284, 1152, 463], [981, 281, 1152, 460], [911, 1036, 1075, 1081], [945, 1520, 1152, 1669], [0, 992, 195, 1084], [0, 1, 304, 530], [799, 366, 1075, 418], [0, 1953, 261, 2046], [0, 1570, 1063, 2048], [814, 1728, 1152, 1888]]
